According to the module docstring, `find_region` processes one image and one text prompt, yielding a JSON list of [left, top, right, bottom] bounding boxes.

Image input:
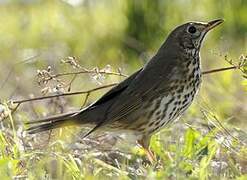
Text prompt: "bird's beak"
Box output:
[[205, 19, 224, 31]]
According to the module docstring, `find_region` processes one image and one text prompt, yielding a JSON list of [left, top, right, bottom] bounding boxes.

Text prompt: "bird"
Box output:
[[26, 19, 223, 162]]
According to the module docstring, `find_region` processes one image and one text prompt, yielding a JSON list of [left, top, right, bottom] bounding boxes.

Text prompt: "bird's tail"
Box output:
[[26, 111, 81, 134]]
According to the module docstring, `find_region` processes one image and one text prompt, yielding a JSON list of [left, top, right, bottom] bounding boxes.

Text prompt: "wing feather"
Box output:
[[91, 56, 179, 128]]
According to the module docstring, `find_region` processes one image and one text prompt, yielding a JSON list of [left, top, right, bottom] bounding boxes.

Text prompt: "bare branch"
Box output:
[[52, 69, 128, 78], [202, 66, 238, 75], [35, 65, 127, 95], [82, 92, 90, 107], [65, 74, 77, 92], [11, 83, 117, 105]]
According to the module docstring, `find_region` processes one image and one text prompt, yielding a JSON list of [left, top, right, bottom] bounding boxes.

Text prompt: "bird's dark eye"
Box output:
[[188, 26, 197, 34]]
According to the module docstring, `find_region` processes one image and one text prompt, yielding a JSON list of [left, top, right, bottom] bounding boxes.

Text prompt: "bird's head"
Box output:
[[160, 19, 224, 54], [174, 19, 224, 50]]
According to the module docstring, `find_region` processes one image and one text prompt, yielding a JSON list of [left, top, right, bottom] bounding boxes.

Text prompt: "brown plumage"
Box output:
[[26, 19, 223, 162]]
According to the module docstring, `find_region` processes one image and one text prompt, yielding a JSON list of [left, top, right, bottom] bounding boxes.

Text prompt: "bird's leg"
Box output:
[[137, 136, 156, 164]]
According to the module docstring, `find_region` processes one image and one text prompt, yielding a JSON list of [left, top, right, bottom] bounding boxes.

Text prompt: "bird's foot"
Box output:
[[137, 139, 156, 165], [144, 148, 156, 165]]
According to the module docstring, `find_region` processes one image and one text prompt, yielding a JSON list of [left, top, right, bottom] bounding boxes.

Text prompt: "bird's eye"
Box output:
[[188, 26, 197, 34]]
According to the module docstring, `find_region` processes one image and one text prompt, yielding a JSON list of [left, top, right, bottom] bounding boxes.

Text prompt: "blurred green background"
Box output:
[[0, 0, 246, 124], [0, 0, 246, 179]]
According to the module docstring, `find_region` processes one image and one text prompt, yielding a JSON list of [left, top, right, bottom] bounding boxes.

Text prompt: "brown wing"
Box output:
[[105, 58, 178, 123], [83, 55, 180, 136], [91, 68, 143, 107]]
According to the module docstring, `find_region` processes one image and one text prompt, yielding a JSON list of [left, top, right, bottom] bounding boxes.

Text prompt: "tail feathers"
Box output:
[[26, 111, 79, 134], [26, 111, 77, 125]]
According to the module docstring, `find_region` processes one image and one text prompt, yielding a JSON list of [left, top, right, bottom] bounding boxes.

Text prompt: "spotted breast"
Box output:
[[135, 49, 202, 135]]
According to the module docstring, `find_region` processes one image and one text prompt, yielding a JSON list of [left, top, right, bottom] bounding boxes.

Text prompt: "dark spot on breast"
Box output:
[[171, 85, 178, 91], [189, 73, 194, 80], [155, 110, 161, 116], [172, 106, 177, 111], [192, 68, 196, 74], [180, 102, 190, 110], [193, 58, 197, 65], [169, 112, 173, 118], [177, 85, 184, 93], [155, 121, 160, 126], [174, 101, 179, 105], [182, 98, 188, 105], [150, 126, 160, 134], [186, 60, 192, 67], [138, 127, 145, 132], [149, 121, 155, 126]]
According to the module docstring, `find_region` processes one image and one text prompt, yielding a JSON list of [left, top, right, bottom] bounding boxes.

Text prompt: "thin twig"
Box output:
[[52, 69, 127, 78], [11, 103, 21, 114], [202, 66, 238, 75], [82, 92, 90, 108], [65, 74, 77, 91], [55, 65, 241, 77], [12, 83, 117, 105]]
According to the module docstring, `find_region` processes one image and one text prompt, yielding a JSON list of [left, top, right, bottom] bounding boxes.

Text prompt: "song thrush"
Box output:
[[27, 19, 223, 162]]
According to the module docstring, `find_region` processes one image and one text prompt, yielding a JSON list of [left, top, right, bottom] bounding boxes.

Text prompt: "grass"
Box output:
[[0, 61, 246, 179]]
